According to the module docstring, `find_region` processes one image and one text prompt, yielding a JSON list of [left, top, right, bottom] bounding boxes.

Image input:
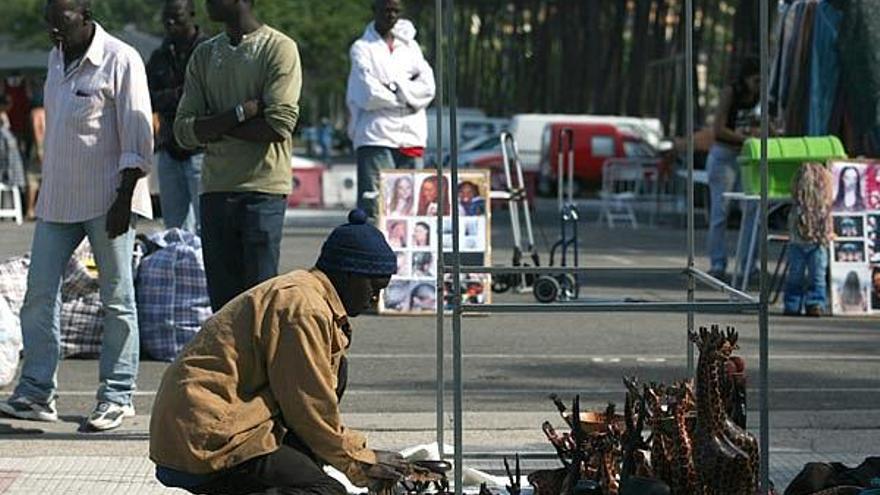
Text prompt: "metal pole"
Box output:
[[444, 0, 463, 493], [434, 0, 446, 458], [759, 0, 771, 491], [685, 0, 696, 375]]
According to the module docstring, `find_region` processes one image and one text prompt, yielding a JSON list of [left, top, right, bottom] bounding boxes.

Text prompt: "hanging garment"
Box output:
[[808, 1, 843, 136], [839, 0, 880, 140], [779, 0, 807, 119], [770, 1, 794, 117], [785, 0, 818, 136]]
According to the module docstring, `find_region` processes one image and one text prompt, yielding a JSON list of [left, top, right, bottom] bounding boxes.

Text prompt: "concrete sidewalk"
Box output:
[[1, 411, 878, 493]]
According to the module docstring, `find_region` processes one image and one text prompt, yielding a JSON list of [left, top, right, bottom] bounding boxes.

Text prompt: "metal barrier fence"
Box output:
[[431, 0, 772, 492]]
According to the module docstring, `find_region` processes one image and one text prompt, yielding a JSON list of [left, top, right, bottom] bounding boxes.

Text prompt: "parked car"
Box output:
[[425, 107, 509, 165], [506, 113, 671, 172], [442, 133, 503, 167]]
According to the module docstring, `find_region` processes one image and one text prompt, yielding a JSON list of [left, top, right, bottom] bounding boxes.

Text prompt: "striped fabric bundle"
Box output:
[[136, 229, 212, 361]]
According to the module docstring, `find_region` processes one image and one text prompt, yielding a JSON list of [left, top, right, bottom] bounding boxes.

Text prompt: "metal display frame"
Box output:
[[432, 0, 772, 492]]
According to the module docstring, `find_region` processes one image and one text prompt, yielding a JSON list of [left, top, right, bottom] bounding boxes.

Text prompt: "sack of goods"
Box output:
[[0, 296, 22, 387], [136, 229, 212, 361], [60, 241, 103, 358]]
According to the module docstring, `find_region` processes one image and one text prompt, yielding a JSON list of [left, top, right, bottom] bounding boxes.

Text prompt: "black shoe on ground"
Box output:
[[805, 305, 823, 317]]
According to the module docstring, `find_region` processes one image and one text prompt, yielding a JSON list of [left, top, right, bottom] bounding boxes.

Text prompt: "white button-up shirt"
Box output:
[[38, 23, 153, 223]]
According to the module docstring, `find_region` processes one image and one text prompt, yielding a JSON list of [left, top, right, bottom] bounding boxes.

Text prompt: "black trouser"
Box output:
[[187, 434, 347, 495], [200, 192, 287, 312]]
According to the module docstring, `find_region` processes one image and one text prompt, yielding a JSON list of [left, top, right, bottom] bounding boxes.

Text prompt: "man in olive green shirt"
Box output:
[[174, 0, 301, 312]]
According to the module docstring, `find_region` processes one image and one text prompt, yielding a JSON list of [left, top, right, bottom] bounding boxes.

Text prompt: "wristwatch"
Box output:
[[234, 103, 247, 123]]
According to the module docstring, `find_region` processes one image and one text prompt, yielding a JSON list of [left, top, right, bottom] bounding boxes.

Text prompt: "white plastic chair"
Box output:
[[0, 184, 22, 225], [598, 161, 646, 229]]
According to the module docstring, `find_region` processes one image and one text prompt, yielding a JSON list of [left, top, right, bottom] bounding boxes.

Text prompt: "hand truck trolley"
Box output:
[[533, 127, 580, 303], [490, 132, 541, 294]]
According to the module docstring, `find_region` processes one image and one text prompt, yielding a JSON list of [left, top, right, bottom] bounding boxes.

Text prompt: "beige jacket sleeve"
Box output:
[[266, 308, 377, 487]]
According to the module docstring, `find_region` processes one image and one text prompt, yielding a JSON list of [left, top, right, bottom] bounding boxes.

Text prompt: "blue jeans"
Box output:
[[706, 144, 758, 273], [784, 243, 829, 313], [157, 151, 203, 233], [200, 192, 287, 312], [14, 216, 139, 406], [356, 146, 419, 218]]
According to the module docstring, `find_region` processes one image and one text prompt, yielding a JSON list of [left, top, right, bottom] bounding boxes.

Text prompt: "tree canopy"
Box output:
[[0, 0, 768, 134]]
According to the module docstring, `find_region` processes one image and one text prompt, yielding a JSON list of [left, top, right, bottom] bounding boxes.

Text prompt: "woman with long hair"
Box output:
[[412, 222, 431, 247], [706, 56, 761, 279], [832, 166, 866, 212], [387, 175, 414, 216], [417, 176, 451, 216], [840, 271, 865, 312]]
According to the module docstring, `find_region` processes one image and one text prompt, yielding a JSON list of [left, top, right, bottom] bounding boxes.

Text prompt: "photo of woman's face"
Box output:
[[422, 180, 437, 201], [843, 168, 859, 189], [413, 223, 430, 246], [387, 221, 407, 248], [396, 177, 413, 200], [459, 183, 476, 202]]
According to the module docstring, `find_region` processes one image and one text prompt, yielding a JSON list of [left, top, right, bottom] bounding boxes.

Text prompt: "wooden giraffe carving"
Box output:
[[622, 376, 653, 480], [644, 382, 675, 488], [670, 380, 698, 495], [718, 328, 760, 494], [691, 326, 751, 495]]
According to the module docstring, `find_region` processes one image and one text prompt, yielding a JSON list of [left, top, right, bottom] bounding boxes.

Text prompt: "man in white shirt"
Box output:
[[0, 0, 153, 432], [347, 0, 435, 219]]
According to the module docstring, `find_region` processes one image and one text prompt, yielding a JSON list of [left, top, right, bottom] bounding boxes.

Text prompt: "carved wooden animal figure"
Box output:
[[528, 468, 568, 495], [691, 327, 751, 495], [670, 381, 698, 495], [718, 328, 760, 495], [622, 376, 653, 480], [645, 382, 675, 487]]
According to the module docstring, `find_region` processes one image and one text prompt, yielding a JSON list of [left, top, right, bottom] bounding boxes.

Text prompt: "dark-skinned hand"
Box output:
[[105, 192, 133, 238], [374, 450, 408, 470], [365, 461, 407, 494]]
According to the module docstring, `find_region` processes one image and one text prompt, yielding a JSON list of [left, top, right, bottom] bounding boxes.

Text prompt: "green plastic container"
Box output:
[[737, 136, 848, 198]]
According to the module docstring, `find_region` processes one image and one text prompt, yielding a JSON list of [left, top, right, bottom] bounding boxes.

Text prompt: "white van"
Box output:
[[508, 114, 669, 171]]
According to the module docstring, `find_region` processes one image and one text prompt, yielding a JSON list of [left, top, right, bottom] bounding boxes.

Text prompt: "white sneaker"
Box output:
[[85, 401, 135, 431], [0, 395, 59, 422]]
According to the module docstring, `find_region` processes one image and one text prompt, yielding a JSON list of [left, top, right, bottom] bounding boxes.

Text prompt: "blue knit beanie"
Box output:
[[316, 209, 397, 277]]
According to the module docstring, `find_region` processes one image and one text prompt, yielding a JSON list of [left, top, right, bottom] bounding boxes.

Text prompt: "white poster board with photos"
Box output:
[[378, 169, 492, 315], [828, 160, 880, 316]]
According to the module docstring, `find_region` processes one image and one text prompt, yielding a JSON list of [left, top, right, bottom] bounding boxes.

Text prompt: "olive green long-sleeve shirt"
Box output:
[[174, 25, 301, 195], [149, 270, 377, 486]]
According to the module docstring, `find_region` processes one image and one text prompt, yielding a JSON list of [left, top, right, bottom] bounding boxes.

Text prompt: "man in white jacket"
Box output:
[[347, 0, 436, 219]]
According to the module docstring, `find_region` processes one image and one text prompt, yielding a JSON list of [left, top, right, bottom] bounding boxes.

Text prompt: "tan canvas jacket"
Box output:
[[149, 269, 377, 486]]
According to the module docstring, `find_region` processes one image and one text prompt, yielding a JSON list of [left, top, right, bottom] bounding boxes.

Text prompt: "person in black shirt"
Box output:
[[147, 0, 208, 233], [706, 56, 761, 280]]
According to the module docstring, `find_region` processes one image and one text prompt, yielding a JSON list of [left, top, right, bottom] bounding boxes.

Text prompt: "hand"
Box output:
[[374, 450, 408, 471], [242, 99, 262, 120], [365, 461, 407, 493], [106, 192, 133, 238]]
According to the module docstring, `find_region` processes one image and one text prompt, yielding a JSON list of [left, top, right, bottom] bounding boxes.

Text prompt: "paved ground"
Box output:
[[0, 199, 878, 493]]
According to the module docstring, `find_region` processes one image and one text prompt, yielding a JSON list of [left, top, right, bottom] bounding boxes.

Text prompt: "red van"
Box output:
[[539, 122, 660, 193]]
